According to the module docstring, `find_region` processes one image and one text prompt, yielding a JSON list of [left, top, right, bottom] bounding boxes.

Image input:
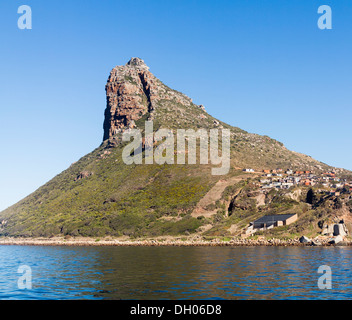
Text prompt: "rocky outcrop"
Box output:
[[103, 57, 194, 142], [75, 171, 93, 181], [321, 221, 348, 237], [0, 236, 349, 247], [299, 236, 311, 244], [103, 58, 154, 141], [198, 104, 206, 112], [329, 235, 344, 244]]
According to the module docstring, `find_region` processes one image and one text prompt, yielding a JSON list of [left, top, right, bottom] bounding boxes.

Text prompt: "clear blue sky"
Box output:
[[0, 0, 351, 211]]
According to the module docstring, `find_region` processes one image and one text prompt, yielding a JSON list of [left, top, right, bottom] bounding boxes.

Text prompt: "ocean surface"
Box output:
[[0, 245, 351, 300]]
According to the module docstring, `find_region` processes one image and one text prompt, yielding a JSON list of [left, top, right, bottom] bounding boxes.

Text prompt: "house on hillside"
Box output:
[[245, 214, 298, 235], [252, 214, 298, 229], [302, 179, 312, 186]]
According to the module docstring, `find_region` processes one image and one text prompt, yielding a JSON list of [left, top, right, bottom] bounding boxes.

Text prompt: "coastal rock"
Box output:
[[329, 235, 343, 245], [299, 236, 311, 244], [311, 240, 322, 246]]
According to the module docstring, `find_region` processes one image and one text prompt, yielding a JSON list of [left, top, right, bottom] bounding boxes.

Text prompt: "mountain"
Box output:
[[0, 58, 350, 239]]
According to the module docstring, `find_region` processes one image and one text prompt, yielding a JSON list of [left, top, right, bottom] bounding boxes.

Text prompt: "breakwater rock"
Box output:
[[0, 237, 350, 247]]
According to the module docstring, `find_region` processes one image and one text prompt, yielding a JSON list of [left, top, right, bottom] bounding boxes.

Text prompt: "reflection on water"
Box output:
[[0, 245, 351, 300]]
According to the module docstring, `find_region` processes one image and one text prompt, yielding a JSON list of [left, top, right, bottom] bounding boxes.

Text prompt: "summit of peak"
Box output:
[[126, 57, 149, 70], [103, 59, 194, 141]]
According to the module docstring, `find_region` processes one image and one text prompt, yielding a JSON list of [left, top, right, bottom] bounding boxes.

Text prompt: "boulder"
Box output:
[[329, 235, 343, 245], [299, 236, 311, 244], [311, 240, 322, 246]]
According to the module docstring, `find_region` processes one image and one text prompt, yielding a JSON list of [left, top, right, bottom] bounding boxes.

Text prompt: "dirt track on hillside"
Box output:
[[191, 174, 256, 218]]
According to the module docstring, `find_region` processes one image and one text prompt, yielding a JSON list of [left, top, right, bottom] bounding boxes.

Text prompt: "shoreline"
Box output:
[[0, 237, 350, 247]]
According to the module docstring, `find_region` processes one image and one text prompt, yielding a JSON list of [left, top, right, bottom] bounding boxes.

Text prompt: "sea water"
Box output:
[[0, 245, 351, 300]]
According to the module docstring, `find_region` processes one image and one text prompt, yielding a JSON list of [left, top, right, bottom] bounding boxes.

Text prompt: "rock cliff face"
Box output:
[[103, 57, 193, 141]]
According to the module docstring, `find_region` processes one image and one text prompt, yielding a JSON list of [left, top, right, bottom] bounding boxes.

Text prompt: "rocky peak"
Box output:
[[103, 58, 193, 142], [126, 57, 149, 70]]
